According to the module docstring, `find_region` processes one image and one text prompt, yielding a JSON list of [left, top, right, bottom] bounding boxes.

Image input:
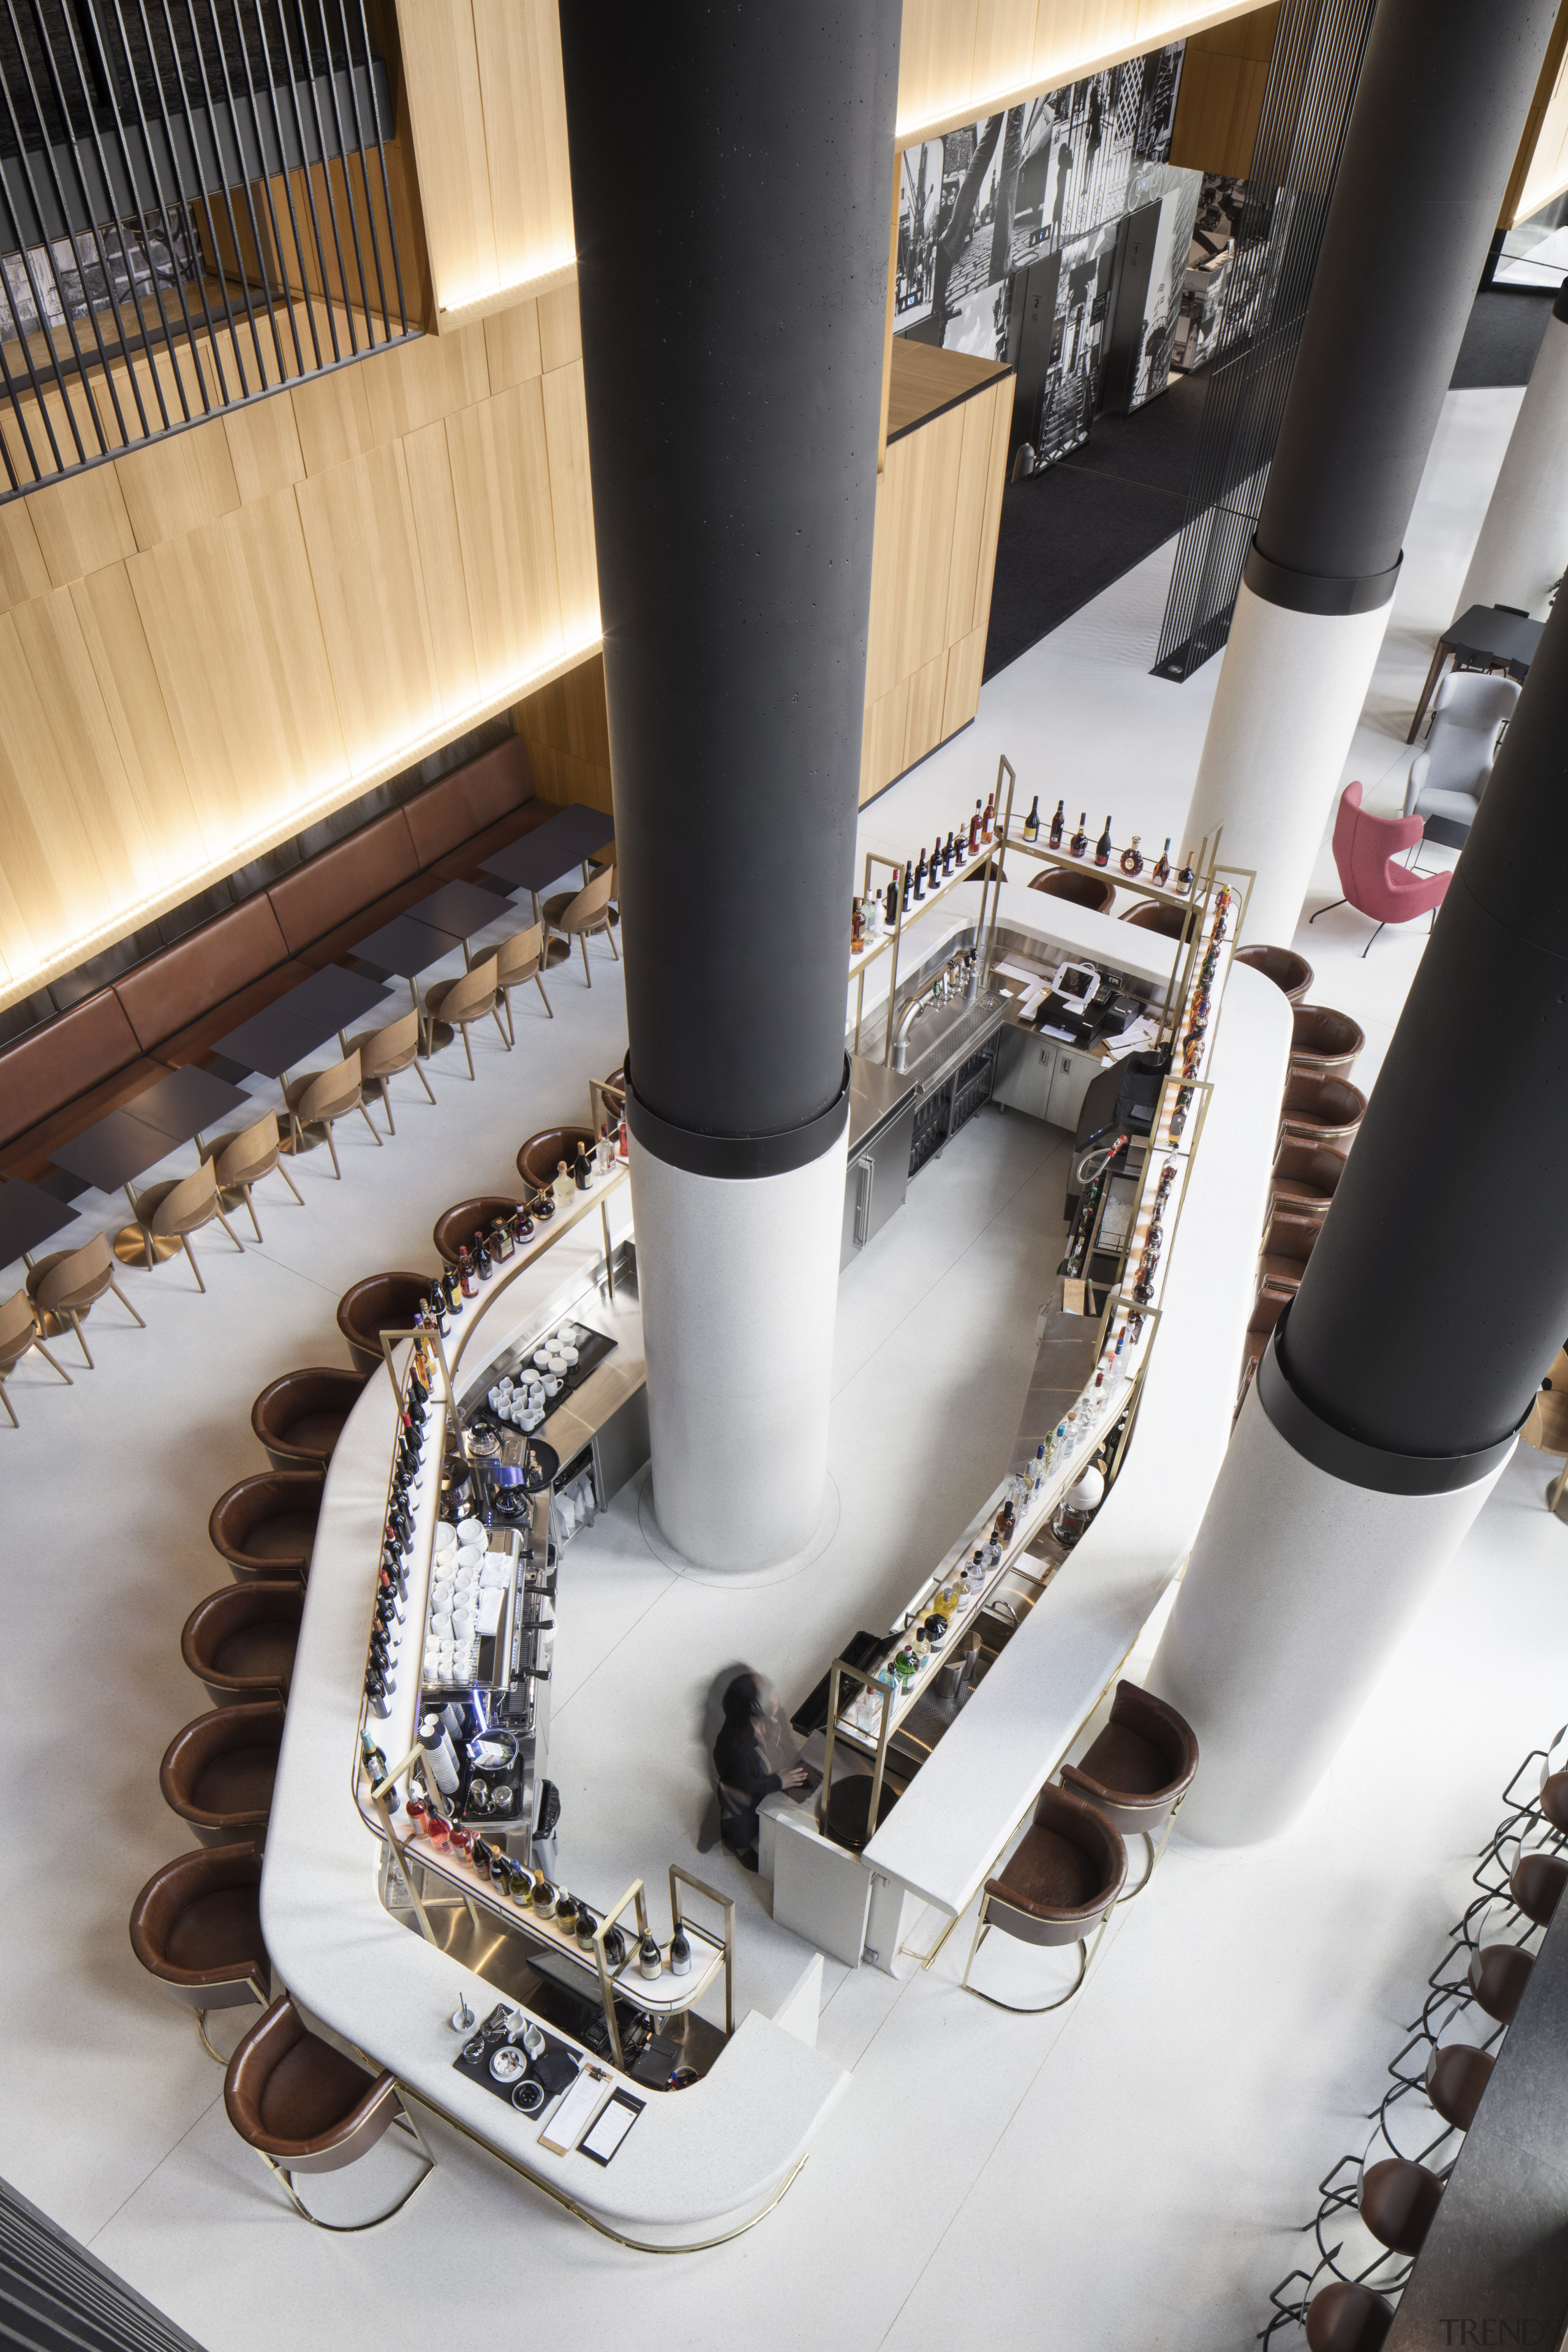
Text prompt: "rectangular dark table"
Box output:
[[1408, 604, 1546, 741], [351, 913, 463, 978], [404, 879, 514, 940], [1385, 1894, 1568, 2350], [0, 1177, 77, 1270], [211, 965, 391, 1081], [49, 1109, 187, 1196], [480, 805, 614, 914], [129, 1065, 251, 1142]]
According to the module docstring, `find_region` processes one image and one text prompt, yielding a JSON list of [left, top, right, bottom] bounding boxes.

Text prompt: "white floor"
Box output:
[[4, 385, 1563, 2352]]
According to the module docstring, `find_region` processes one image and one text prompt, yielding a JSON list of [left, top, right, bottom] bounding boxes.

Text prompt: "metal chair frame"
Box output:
[[251, 2097, 436, 2231]]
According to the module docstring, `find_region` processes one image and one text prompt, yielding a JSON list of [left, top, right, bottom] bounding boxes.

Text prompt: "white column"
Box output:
[[1147, 1378, 1509, 1846], [1179, 580, 1392, 948], [628, 1131, 847, 1571], [1455, 303, 1568, 622]]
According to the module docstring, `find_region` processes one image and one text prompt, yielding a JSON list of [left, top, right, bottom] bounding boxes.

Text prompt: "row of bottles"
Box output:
[[849, 792, 999, 952], [1017, 795, 1195, 895], [364, 1350, 434, 1716]]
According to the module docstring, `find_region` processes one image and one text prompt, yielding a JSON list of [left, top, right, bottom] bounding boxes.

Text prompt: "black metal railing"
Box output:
[[1152, 0, 1376, 682], [0, 0, 417, 497]]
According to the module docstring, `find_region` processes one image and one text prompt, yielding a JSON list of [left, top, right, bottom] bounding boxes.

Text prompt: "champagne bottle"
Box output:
[[1152, 837, 1171, 888], [1022, 794, 1040, 843], [1049, 799, 1065, 848], [574, 1147, 591, 1191], [1069, 812, 1088, 859], [1094, 816, 1112, 869]]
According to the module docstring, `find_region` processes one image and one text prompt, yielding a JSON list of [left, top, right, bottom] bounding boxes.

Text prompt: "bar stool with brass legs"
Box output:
[[206, 1110, 303, 1240], [345, 1007, 435, 1136], [224, 1996, 435, 2228], [962, 1784, 1127, 2011], [1271, 1139, 1349, 1220], [182, 1583, 303, 1706], [423, 955, 507, 1076], [1259, 1207, 1324, 1297], [251, 1366, 370, 1469], [126, 1159, 246, 1289], [284, 1052, 381, 1177], [210, 1469, 325, 1581], [160, 1700, 285, 1846], [1059, 1680, 1198, 1899], [26, 1231, 145, 1366], [495, 921, 552, 1039], [542, 869, 619, 986], [0, 1287, 74, 1424], [129, 1842, 270, 2060]]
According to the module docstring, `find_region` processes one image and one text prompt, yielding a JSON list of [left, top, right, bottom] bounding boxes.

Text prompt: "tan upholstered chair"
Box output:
[[224, 1996, 434, 2228], [542, 868, 618, 985], [129, 1158, 246, 1290], [209, 1110, 303, 1240], [347, 1008, 435, 1135], [495, 922, 552, 1040], [129, 1842, 271, 2059], [0, 1286, 74, 1424], [423, 955, 507, 1078], [284, 1051, 380, 1177], [26, 1230, 145, 1366]]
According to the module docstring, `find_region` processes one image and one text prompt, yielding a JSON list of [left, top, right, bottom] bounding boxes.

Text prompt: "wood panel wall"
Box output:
[[0, 286, 599, 1012], [513, 650, 615, 819], [1504, 4, 1568, 228], [1168, 4, 1279, 178]]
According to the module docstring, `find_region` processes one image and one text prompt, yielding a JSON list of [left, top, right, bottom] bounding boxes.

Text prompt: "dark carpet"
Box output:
[[982, 369, 1209, 679], [1449, 287, 1553, 387]]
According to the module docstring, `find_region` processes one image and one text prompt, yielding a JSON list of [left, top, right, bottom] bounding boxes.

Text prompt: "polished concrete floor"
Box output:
[[4, 385, 1565, 2351]]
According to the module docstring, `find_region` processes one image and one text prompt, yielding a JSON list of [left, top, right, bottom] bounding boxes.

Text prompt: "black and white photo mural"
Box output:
[[896, 46, 1204, 466]]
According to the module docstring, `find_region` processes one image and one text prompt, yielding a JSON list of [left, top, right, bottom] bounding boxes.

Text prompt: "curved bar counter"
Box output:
[[262, 1171, 850, 2249]]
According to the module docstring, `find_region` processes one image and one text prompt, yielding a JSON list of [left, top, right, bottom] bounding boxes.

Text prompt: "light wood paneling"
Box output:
[[1169, 4, 1278, 177], [289, 362, 380, 479], [0, 500, 50, 611], [401, 415, 481, 714], [445, 379, 564, 684], [69, 564, 200, 869], [1507, 6, 1568, 228], [28, 464, 137, 590], [363, 320, 491, 444], [471, 0, 576, 288], [942, 624, 989, 738], [222, 394, 307, 503], [393, 0, 497, 313], [513, 650, 614, 817], [904, 650, 950, 770], [483, 299, 544, 391], [114, 413, 242, 551], [537, 285, 582, 372], [295, 440, 439, 766], [541, 358, 599, 647]]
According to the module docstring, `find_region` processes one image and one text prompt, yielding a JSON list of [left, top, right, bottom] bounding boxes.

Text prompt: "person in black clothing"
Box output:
[[713, 1672, 809, 1871]]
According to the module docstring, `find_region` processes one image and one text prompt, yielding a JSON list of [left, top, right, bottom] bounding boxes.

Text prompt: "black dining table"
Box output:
[[480, 805, 615, 918], [1408, 603, 1546, 741], [404, 878, 513, 941], [48, 1066, 251, 1198], [128, 1065, 252, 1142], [211, 965, 391, 1082], [0, 1176, 78, 1272]]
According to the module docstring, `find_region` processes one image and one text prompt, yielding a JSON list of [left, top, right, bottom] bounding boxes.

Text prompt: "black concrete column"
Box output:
[[1183, 0, 1558, 948], [559, 3, 902, 1568]]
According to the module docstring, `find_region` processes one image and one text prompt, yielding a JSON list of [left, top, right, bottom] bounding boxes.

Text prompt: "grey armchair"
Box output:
[[1404, 671, 1519, 847]]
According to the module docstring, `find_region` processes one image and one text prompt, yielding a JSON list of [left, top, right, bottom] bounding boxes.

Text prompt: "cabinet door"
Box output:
[[994, 1030, 1058, 1118], [1045, 1048, 1098, 1132]]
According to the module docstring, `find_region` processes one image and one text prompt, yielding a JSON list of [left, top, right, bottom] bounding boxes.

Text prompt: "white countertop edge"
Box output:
[[846, 881, 1180, 1028]]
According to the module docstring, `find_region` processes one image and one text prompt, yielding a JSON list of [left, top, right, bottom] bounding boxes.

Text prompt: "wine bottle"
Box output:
[[444, 1268, 462, 1317], [458, 1245, 477, 1299], [932, 835, 943, 883], [914, 848, 927, 900], [477, 1234, 492, 1280], [884, 876, 899, 929], [850, 899, 865, 954], [1120, 835, 1144, 878], [1048, 799, 1065, 849], [944, 830, 956, 875], [574, 1147, 591, 1191], [429, 1287, 450, 1337], [1152, 837, 1171, 888], [981, 791, 995, 842], [1094, 816, 1113, 868], [902, 861, 913, 913], [968, 801, 981, 854], [1022, 794, 1040, 843], [1069, 812, 1088, 859], [1176, 849, 1195, 895]]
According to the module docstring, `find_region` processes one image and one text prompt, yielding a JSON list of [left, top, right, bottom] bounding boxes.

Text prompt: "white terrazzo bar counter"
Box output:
[[262, 1175, 850, 2248]]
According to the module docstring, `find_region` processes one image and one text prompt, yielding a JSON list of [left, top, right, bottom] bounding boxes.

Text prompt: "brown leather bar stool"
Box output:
[[1304, 2282, 1394, 2352], [160, 1700, 285, 1846], [1510, 1848, 1568, 1925], [1279, 1072, 1366, 1152], [336, 1271, 429, 1373], [1119, 899, 1189, 938], [210, 1469, 325, 1581], [1239, 1285, 1289, 1411], [182, 1583, 304, 1706], [1467, 1940, 1534, 2025], [1260, 1207, 1323, 1295], [27, 1232, 146, 1366], [962, 1784, 1127, 2011], [516, 1125, 596, 1194], [224, 1996, 434, 2228], [1291, 1003, 1365, 1080], [129, 1842, 270, 2059], [1059, 1680, 1198, 1898], [1359, 2156, 1444, 2261], [1029, 866, 1116, 915], [1423, 2043, 1494, 2135], [1539, 1766, 1568, 1834], [1272, 1139, 1349, 1217], [1235, 943, 1314, 1001], [432, 1195, 521, 1267], [821, 1772, 899, 1853], [251, 1366, 369, 1469]]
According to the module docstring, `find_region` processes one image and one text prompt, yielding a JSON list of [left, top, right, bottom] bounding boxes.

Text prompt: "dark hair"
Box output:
[[721, 1672, 761, 1724]]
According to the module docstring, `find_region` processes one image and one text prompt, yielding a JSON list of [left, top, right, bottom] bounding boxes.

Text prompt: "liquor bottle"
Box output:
[[429, 1286, 450, 1337], [1094, 816, 1113, 868], [968, 801, 981, 854], [902, 861, 913, 914], [1176, 848, 1195, 895], [553, 1159, 573, 1210], [514, 1205, 534, 1244], [884, 875, 899, 929], [914, 848, 927, 900], [932, 835, 943, 884], [616, 1109, 629, 1161], [850, 899, 865, 955], [477, 1234, 492, 1281], [444, 1267, 463, 1317], [1120, 835, 1144, 878], [458, 1246, 477, 1299], [1069, 812, 1088, 859], [574, 1147, 591, 1191], [1022, 794, 1040, 843], [493, 1215, 514, 1265], [1152, 837, 1172, 888], [1048, 799, 1065, 849], [981, 791, 995, 842], [360, 1730, 388, 1784]]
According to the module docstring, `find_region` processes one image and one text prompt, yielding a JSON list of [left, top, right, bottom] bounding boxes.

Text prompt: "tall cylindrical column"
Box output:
[[1152, 579, 1568, 1842], [559, 7, 902, 1570], [1455, 281, 1568, 621], [1180, 0, 1557, 948]]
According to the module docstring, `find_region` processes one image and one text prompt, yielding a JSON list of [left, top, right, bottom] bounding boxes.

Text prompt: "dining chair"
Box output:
[[541, 869, 618, 986], [423, 957, 507, 1078], [26, 1230, 146, 1366], [0, 1286, 74, 1423], [284, 1052, 381, 1177], [348, 1008, 435, 1136], [494, 922, 552, 1042], [208, 1110, 303, 1242], [129, 1159, 246, 1291]]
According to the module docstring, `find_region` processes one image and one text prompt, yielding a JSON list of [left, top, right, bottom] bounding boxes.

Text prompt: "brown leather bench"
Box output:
[[0, 737, 558, 1170]]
